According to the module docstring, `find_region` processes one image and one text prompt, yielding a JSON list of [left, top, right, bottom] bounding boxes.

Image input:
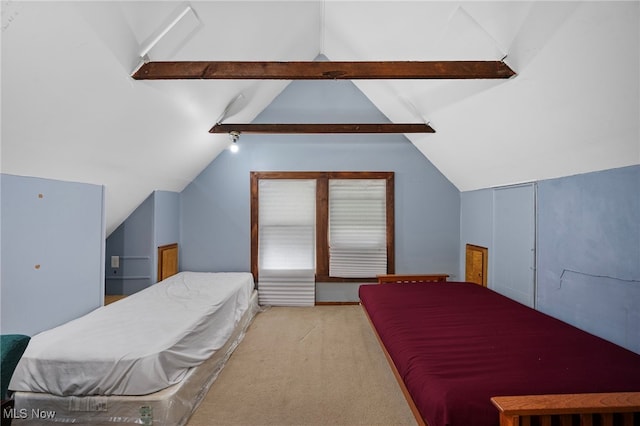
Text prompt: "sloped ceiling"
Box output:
[[2, 1, 638, 236]]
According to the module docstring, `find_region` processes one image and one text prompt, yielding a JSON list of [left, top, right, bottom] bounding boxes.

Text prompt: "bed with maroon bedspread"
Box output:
[[358, 281, 640, 426]]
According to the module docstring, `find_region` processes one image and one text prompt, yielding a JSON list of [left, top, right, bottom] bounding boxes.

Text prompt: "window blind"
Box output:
[[329, 179, 387, 278], [258, 179, 316, 306]]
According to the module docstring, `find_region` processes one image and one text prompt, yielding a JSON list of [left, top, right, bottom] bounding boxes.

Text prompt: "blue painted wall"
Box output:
[[105, 193, 154, 294], [180, 79, 461, 301], [461, 166, 639, 353], [537, 165, 639, 353], [1, 174, 105, 335], [459, 184, 536, 306], [105, 190, 180, 294], [492, 185, 536, 307], [153, 190, 180, 282], [459, 188, 493, 281]]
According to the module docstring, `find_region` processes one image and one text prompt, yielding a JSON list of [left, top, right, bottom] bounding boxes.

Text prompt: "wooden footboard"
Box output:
[[492, 392, 640, 426], [377, 274, 449, 284]]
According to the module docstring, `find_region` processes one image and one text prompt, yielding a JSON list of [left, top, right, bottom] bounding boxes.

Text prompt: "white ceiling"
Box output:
[[2, 1, 638, 235]]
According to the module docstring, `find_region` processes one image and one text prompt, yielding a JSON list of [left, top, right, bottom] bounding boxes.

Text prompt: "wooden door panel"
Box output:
[[465, 244, 488, 287]]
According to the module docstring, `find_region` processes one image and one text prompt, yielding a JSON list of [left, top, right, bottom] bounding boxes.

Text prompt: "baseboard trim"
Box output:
[[315, 301, 360, 306]]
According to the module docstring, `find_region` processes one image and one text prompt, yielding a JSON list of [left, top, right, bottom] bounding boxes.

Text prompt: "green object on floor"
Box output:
[[1, 334, 30, 400]]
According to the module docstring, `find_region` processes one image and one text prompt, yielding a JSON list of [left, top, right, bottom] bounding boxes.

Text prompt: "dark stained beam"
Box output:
[[209, 123, 435, 134], [133, 61, 515, 80]]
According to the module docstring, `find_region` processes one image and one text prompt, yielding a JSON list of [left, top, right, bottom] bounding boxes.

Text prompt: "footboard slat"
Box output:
[[491, 392, 640, 426], [579, 414, 593, 426], [559, 414, 572, 426]]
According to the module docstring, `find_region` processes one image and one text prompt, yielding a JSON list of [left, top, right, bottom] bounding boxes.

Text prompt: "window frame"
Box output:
[[250, 171, 395, 283]]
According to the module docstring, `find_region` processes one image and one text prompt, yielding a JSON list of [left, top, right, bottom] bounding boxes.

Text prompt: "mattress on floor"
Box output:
[[359, 281, 640, 426], [12, 290, 260, 426], [10, 272, 255, 396]]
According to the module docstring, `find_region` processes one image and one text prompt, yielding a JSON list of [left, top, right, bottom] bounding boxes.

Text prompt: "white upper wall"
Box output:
[[324, 1, 639, 190]]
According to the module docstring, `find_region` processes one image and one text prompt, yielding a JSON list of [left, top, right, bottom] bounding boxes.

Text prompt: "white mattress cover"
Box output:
[[11, 291, 260, 426], [10, 272, 254, 396]]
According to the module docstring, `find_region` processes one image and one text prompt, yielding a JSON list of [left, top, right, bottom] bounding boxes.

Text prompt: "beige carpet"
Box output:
[[187, 305, 417, 426]]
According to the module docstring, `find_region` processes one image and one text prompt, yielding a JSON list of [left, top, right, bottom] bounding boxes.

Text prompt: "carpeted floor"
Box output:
[[186, 305, 417, 426]]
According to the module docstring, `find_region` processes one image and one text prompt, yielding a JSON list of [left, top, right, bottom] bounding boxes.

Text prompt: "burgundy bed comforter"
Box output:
[[359, 282, 640, 426]]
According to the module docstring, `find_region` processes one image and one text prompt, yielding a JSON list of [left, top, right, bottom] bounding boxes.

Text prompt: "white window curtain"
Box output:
[[329, 179, 387, 278], [258, 179, 316, 306]]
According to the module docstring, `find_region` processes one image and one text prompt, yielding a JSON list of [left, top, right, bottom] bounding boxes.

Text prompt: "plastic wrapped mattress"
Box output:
[[9, 272, 258, 425]]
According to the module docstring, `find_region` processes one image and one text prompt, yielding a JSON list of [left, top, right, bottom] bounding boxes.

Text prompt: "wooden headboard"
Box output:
[[157, 243, 179, 282]]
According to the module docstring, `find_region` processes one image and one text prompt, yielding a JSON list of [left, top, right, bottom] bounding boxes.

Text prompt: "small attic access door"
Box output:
[[157, 243, 179, 282], [465, 244, 488, 286]]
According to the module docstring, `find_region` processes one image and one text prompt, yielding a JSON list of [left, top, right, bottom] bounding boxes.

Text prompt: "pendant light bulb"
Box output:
[[229, 131, 240, 153]]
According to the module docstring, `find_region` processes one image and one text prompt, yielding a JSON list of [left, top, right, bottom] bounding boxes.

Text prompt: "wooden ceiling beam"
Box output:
[[133, 61, 515, 80], [209, 123, 435, 134]]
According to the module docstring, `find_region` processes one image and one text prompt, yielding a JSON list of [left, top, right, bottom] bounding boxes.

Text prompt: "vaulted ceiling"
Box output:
[[2, 1, 638, 235]]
